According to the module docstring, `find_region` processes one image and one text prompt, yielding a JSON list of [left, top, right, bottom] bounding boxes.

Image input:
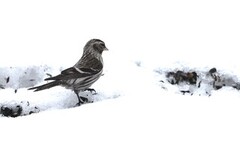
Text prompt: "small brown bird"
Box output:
[[29, 39, 108, 105]]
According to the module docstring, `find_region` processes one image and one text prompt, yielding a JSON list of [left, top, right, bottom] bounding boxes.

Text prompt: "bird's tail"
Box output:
[[28, 81, 61, 92]]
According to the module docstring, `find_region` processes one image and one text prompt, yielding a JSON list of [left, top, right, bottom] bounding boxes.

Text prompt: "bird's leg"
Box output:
[[84, 88, 96, 94], [75, 93, 83, 106]]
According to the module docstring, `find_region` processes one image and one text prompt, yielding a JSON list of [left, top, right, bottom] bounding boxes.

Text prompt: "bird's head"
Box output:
[[84, 39, 108, 54]]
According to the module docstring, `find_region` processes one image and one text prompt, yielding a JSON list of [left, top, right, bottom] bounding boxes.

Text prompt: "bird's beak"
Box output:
[[104, 47, 109, 51]]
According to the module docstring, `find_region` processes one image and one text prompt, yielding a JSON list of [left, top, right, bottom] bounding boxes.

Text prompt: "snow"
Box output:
[[1, 0, 240, 149]]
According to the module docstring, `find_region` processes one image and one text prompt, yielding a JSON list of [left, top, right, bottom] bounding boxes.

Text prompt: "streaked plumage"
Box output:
[[29, 39, 108, 105]]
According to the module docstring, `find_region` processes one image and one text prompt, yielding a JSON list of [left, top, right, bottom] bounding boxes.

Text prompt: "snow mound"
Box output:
[[0, 65, 119, 117], [0, 65, 50, 89], [1, 63, 240, 118]]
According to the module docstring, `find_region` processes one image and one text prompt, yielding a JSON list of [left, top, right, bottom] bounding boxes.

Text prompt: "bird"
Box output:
[[28, 39, 108, 106]]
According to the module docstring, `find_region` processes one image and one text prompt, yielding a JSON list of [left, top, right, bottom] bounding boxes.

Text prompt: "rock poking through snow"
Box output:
[[162, 67, 240, 96]]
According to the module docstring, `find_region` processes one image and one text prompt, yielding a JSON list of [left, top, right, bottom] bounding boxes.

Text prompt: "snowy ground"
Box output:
[[1, 0, 240, 149]]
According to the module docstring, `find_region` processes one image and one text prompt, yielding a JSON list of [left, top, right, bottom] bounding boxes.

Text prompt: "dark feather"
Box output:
[[45, 67, 101, 81], [28, 81, 61, 92]]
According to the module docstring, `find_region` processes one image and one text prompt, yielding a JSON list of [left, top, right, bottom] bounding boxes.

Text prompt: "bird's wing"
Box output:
[[45, 67, 101, 81]]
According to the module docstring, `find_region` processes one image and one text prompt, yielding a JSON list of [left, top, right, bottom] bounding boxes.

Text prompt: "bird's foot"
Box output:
[[84, 88, 97, 95], [76, 96, 93, 106]]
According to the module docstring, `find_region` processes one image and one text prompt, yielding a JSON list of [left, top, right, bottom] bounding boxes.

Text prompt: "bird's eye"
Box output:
[[100, 43, 105, 47]]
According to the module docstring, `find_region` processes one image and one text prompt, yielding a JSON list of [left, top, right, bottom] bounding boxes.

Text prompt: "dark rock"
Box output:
[[166, 70, 198, 85], [0, 84, 4, 89], [1, 105, 22, 117], [209, 68, 217, 74], [6, 76, 10, 83], [180, 90, 191, 95]]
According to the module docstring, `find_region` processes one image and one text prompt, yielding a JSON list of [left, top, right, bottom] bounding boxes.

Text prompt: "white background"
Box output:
[[1, 0, 240, 150]]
